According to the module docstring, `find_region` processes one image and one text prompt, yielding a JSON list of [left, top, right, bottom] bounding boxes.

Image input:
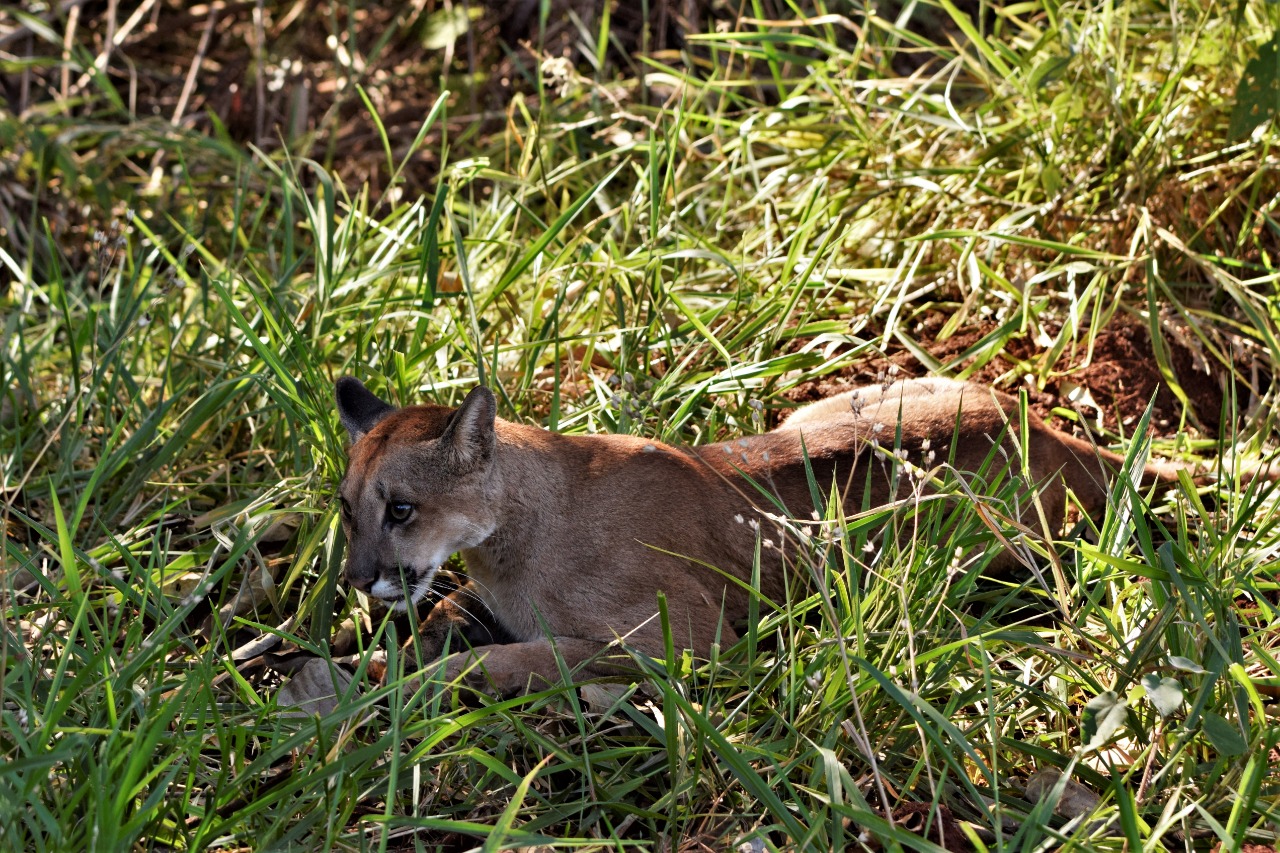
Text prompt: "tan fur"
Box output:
[[336, 376, 1190, 696]]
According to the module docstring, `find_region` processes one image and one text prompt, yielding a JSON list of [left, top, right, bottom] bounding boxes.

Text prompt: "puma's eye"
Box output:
[[387, 502, 414, 524], [339, 498, 352, 519]]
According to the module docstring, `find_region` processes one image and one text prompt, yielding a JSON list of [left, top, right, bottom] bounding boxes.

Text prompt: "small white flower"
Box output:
[[734, 514, 744, 524]]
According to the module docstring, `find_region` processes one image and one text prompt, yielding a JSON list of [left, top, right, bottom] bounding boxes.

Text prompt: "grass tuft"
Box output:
[[4, 0, 1280, 849]]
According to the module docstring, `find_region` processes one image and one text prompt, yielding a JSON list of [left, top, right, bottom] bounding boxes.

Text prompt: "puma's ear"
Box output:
[[335, 377, 397, 442], [442, 386, 496, 469]]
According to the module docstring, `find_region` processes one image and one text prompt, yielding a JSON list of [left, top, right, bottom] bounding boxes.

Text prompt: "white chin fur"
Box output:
[[371, 567, 438, 612]]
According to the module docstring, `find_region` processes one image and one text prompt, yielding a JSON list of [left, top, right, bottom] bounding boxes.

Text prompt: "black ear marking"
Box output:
[[442, 386, 496, 468], [335, 377, 397, 442]]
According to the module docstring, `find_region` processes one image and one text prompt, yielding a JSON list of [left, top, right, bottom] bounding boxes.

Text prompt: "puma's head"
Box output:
[[334, 377, 499, 610]]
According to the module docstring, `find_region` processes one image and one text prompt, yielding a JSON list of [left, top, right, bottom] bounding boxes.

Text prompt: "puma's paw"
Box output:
[[442, 649, 493, 692], [442, 647, 546, 697]]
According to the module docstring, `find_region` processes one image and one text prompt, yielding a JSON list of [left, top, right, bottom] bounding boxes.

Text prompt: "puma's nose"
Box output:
[[347, 570, 378, 593]]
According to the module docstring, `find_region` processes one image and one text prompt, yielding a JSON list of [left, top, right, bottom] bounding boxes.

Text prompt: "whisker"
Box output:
[[457, 574, 497, 603], [447, 598, 494, 629]]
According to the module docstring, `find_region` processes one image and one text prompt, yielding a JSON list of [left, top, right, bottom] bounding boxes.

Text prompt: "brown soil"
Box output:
[[1, 0, 992, 276], [0, 0, 747, 197], [0, 0, 711, 271]]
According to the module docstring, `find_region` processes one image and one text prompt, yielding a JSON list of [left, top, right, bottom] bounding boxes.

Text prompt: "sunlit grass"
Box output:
[[3, 0, 1280, 849]]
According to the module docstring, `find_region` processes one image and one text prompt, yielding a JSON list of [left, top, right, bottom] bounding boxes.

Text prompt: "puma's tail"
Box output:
[[1052, 431, 1202, 518], [1197, 454, 1280, 488], [1056, 429, 1278, 518]]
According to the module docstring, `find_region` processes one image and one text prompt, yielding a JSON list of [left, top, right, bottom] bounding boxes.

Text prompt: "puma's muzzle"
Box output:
[[346, 561, 439, 611]]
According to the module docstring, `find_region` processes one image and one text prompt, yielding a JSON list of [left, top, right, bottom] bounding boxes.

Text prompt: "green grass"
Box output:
[[4, 0, 1280, 849]]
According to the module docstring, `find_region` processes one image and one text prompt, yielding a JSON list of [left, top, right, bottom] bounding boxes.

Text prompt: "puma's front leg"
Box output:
[[444, 638, 641, 696]]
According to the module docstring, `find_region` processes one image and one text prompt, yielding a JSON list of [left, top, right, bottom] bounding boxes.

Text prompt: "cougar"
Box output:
[[335, 376, 1194, 695]]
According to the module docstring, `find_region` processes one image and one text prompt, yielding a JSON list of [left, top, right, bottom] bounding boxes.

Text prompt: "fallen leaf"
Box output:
[[258, 513, 300, 546], [1024, 769, 1101, 820], [276, 659, 354, 718], [579, 683, 630, 715]]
